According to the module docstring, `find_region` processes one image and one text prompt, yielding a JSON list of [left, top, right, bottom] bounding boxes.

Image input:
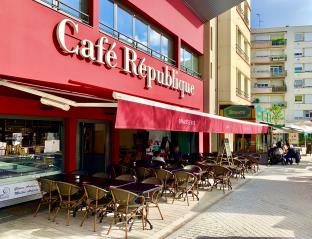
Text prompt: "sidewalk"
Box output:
[[0, 164, 271, 239]]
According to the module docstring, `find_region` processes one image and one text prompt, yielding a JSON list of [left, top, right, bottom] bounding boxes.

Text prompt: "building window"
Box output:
[[0, 118, 64, 179], [36, 0, 89, 23], [305, 32, 312, 41], [180, 47, 200, 78], [294, 79, 304, 88], [294, 63, 303, 73], [294, 48, 303, 57], [99, 0, 114, 34], [271, 65, 283, 75], [294, 33, 304, 42], [295, 95, 303, 103], [98, 0, 174, 65]]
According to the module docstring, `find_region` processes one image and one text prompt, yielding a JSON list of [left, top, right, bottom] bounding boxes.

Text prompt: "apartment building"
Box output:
[[251, 25, 312, 123], [209, 0, 252, 151]]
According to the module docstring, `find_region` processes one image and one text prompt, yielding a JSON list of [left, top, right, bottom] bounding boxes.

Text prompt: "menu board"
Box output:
[[224, 138, 232, 158], [0, 180, 40, 202]]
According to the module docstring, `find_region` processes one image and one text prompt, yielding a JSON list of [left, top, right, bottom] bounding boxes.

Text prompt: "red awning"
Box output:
[[113, 92, 268, 134]]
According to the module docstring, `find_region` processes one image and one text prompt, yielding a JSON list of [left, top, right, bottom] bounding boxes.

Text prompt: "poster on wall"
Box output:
[[0, 180, 40, 202], [289, 133, 299, 145]]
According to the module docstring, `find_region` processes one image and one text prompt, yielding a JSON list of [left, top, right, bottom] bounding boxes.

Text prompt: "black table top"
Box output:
[[42, 174, 133, 189], [116, 182, 161, 195]]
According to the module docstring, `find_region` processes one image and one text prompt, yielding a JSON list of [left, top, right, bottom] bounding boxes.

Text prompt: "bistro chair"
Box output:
[[135, 167, 154, 182], [155, 168, 175, 199], [172, 171, 198, 206], [115, 174, 137, 182], [232, 158, 245, 179], [211, 165, 232, 192], [52, 181, 85, 226], [183, 165, 204, 191], [142, 177, 164, 220], [33, 178, 58, 220], [80, 184, 112, 232], [107, 187, 146, 239]]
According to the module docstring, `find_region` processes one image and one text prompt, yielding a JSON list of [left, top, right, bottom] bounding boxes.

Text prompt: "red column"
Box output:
[[64, 117, 77, 172]]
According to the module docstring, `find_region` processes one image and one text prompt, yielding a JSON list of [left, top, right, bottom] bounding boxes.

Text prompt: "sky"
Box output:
[[251, 0, 312, 29]]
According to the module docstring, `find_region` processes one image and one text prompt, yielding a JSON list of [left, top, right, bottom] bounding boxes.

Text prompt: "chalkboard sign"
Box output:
[[224, 138, 232, 158]]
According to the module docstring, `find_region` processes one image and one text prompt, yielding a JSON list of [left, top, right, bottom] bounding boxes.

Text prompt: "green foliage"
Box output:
[[270, 105, 284, 125]]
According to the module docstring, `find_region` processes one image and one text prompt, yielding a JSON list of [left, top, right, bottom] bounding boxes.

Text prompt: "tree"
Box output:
[[270, 105, 284, 125]]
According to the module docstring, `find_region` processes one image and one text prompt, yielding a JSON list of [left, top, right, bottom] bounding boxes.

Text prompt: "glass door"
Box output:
[[79, 121, 111, 175]]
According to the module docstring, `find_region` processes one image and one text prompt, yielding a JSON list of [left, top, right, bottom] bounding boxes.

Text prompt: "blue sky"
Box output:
[[251, 0, 312, 28]]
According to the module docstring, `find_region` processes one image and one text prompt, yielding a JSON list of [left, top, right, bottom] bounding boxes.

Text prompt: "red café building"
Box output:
[[0, 0, 265, 207]]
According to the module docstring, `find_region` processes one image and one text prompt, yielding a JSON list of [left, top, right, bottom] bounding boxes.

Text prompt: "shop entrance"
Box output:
[[78, 121, 111, 175]]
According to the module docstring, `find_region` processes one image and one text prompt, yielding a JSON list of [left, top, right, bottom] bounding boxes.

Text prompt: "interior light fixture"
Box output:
[[40, 97, 70, 111]]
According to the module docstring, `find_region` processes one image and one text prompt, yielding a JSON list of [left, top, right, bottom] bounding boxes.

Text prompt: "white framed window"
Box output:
[[304, 48, 312, 57], [294, 63, 303, 73], [295, 32, 304, 42], [306, 95, 312, 103], [294, 79, 304, 88], [305, 63, 312, 72], [295, 95, 304, 103], [294, 110, 303, 118], [294, 48, 303, 57], [304, 32, 312, 41], [304, 79, 312, 87]]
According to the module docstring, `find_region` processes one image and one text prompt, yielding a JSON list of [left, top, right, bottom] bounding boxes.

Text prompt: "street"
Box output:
[[166, 158, 312, 239]]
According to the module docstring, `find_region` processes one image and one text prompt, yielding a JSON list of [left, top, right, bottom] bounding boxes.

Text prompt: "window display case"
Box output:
[[0, 118, 63, 207]]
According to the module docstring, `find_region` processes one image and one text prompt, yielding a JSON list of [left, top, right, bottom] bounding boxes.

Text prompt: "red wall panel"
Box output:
[[0, 0, 203, 110]]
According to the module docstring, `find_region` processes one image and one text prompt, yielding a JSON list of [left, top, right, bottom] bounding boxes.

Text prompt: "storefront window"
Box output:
[[58, 0, 89, 23], [0, 118, 63, 179], [135, 18, 148, 52], [181, 47, 200, 78], [150, 28, 161, 58], [99, 0, 114, 35], [117, 6, 133, 44], [98, 1, 175, 65]]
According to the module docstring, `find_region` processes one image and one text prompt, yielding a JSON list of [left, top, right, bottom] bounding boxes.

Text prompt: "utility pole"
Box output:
[[256, 13, 263, 28]]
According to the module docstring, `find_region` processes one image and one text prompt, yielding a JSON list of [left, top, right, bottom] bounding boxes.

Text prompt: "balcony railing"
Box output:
[[236, 88, 250, 100], [180, 65, 202, 79], [272, 85, 287, 92], [252, 70, 287, 78], [99, 22, 176, 67], [38, 0, 90, 24], [271, 55, 287, 61], [271, 70, 287, 77], [236, 44, 250, 62], [253, 100, 287, 107], [252, 39, 287, 48], [252, 55, 287, 64]]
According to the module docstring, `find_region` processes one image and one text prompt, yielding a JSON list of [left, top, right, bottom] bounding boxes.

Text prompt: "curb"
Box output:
[[151, 167, 267, 239]]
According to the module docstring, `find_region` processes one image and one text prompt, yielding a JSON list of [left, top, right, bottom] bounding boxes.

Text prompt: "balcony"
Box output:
[[252, 70, 287, 78], [236, 5, 250, 26], [252, 55, 287, 64], [272, 85, 287, 92], [236, 88, 250, 101], [252, 100, 287, 108], [236, 44, 249, 62], [252, 39, 287, 48]]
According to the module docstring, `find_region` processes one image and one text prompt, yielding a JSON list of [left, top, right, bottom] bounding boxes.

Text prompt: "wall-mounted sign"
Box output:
[[55, 19, 195, 98], [0, 180, 40, 202], [289, 133, 299, 145], [224, 106, 252, 119]]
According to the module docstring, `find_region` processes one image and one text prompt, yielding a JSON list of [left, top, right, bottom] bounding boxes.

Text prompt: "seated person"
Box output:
[[151, 151, 166, 167]]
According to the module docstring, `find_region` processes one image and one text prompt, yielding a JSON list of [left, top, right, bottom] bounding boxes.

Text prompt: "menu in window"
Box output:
[[44, 140, 60, 153]]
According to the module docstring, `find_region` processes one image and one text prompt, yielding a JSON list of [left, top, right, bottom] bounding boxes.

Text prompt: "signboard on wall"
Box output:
[[289, 133, 299, 145], [0, 180, 40, 202], [224, 106, 252, 119], [224, 138, 232, 158]]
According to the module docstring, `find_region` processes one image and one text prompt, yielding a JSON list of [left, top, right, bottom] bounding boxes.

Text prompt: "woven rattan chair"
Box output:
[[233, 159, 245, 179], [115, 174, 136, 182], [211, 165, 232, 192], [135, 167, 154, 181], [80, 184, 111, 232], [107, 187, 146, 239], [33, 178, 58, 220], [52, 181, 84, 226], [172, 171, 198, 206], [155, 168, 174, 199], [142, 177, 163, 220]]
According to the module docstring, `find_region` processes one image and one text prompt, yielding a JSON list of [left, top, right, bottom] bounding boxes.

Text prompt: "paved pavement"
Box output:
[[1, 158, 311, 239], [166, 158, 312, 239]]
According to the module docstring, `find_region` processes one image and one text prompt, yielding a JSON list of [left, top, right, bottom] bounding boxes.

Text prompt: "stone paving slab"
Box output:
[[166, 157, 312, 239], [0, 167, 258, 239]]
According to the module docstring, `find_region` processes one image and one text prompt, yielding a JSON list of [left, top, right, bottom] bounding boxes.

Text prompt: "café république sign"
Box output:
[[56, 19, 195, 98]]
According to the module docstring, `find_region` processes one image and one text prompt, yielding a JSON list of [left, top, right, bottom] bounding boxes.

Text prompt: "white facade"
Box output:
[[251, 26, 312, 124]]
